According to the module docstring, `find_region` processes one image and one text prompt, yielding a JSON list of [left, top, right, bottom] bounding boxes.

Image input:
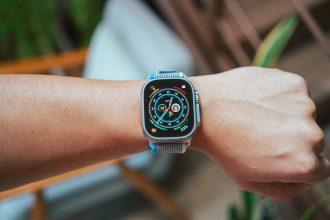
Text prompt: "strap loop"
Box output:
[[150, 143, 188, 153], [148, 70, 186, 80]]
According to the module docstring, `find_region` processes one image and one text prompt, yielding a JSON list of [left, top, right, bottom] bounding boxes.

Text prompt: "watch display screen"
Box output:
[[143, 79, 195, 138]]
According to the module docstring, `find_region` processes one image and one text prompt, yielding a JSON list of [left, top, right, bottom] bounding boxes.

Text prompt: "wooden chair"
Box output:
[[154, 0, 259, 74], [0, 49, 188, 220], [154, 0, 330, 74], [288, 0, 330, 56]]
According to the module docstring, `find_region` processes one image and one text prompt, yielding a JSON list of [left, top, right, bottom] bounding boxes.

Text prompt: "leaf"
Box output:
[[227, 204, 241, 220], [241, 190, 259, 220], [299, 195, 330, 220], [0, 0, 102, 61], [260, 204, 276, 220], [253, 14, 299, 67], [66, 0, 102, 46]]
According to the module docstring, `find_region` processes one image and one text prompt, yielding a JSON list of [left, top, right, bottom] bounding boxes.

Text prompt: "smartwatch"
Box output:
[[141, 70, 201, 153]]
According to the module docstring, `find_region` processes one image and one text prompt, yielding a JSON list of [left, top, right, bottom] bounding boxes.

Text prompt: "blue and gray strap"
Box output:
[[150, 143, 188, 154], [148, 70, 187, 80]]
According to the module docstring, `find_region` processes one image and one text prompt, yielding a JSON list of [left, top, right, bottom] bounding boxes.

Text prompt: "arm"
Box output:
[[1, 67, 329, 200], [0, 74, 146, 190]]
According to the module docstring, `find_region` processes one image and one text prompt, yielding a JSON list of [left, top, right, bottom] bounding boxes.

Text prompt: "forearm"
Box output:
[[0, 75, 147, 190]]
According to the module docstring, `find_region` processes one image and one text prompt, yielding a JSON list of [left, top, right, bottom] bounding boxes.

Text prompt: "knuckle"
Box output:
[[298, 156, 318, 176], [301, 122, 324, 145], [293, 75, 307, 87], [308, 102, 317, 115], [303, 99, 316, 115], [297, 120, 323, 144], [310, 127, 325, 145], [287, 74, 308, 92], [296, 120, 311, 137]]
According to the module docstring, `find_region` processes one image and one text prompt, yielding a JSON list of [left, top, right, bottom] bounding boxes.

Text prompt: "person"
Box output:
[[0, 67, 329, 201]]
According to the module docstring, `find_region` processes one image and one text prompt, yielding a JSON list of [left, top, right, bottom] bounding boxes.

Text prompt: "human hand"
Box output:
[[192, 67, 330, 200]]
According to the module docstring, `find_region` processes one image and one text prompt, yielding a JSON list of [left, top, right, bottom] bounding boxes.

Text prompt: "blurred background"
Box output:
[[0, 0, 330, 219]]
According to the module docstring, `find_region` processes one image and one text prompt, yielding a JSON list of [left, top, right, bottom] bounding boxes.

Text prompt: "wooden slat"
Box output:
[[118, 162, 189, 220], [216, 19, 251, 66], [155, 0, 213, 74], [223, 0, 261, 50], [223, 0, 326, 43], [289, 0, 330, 55], [0, 48, 88, 75], [172, 0, 234, 71], [30, 190, 46, 220], [0, 158, 124, 199]]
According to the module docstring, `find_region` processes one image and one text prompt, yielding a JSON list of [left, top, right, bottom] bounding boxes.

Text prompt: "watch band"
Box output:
[[148, 70, 186, 80], [148, 70, 188, 154], [150, 143, 188, 154]]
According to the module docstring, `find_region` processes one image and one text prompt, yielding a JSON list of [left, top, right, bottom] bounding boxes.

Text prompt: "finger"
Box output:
[[313, 137, 325, 155], [307, 99, 316, 119], [305, 156, 330, 184], [308, 120, 325, 154], [233, 178, 309, 201], [248, 182, 310, 201], [286, 154, 330, 184], [244, 154, 329, 185]]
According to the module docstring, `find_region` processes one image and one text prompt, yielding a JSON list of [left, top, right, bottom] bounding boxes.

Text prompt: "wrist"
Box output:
[[189, 74, 229, 154], [99, 80, 148, 156], [140, 71, 204, 153]]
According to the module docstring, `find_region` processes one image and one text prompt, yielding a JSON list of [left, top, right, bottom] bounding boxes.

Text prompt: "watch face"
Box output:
[[142, 78, 196, 138]]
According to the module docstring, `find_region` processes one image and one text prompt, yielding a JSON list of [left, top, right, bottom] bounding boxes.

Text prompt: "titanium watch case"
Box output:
[[141, 75, 201, 147]]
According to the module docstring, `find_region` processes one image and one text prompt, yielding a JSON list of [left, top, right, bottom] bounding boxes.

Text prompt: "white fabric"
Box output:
[[84, 0, 194, 80], [84, 21, 145, 80]]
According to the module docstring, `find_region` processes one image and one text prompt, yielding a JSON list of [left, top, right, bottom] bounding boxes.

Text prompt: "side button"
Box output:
[[195, 90, 201, 127], [195, 90, 200, 104]]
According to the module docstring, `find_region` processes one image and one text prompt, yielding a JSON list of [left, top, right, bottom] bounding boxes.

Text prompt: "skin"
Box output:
[[0, 67, 329, 200]]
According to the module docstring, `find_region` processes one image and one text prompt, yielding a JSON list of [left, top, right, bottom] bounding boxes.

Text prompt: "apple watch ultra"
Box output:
[[141, 70, 201, 153]]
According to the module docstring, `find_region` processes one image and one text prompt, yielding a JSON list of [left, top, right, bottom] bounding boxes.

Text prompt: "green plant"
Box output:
[[227, 14, 299, 220], [253, 14, 299, 67], [0, 0, 103, 61], [300, 195, 330, 220]]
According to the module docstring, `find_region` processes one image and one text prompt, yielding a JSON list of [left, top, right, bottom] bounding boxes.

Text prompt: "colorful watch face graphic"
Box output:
[[143, 79, 195, 138]]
